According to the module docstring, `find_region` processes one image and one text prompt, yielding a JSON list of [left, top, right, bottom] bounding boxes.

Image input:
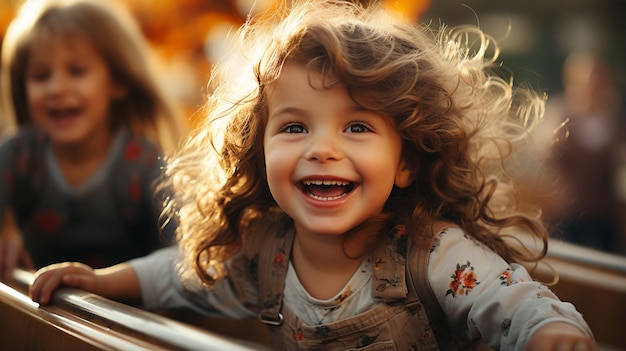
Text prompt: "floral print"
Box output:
[[128, 176, 142, 201], [391, 224, 408, 258], [446, 261, 480, 297], [314, 325, 333, 344], [34, 210, 62, 234], [262, 292, 282, 310], [293, 328, 304, 341], [334, 286, 352, 304], [272, 248, 287, 275], [501, 318, 512, 337], [372, 257, 384, 271], [273, 249, 286, 266], [430, 235, 441, 253], [499, 269, 513, 286], [356, 334, 379, 348], [123, 140, 142, 161], [375, 274, 401, 292]]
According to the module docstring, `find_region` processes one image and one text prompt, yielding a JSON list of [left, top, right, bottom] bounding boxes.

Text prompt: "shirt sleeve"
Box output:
[[427, 227, 593, 350], [129, 246, 258, 320]]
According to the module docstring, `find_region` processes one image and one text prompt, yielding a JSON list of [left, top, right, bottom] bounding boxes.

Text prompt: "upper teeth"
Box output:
[[303, 180, 350, 186]]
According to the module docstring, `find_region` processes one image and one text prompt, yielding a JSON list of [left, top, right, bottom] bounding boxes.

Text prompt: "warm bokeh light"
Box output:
[[382, 0, 430, 22]]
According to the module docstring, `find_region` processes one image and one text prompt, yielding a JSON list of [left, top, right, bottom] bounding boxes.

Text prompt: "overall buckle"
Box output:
[[259, 311, 284, 326]]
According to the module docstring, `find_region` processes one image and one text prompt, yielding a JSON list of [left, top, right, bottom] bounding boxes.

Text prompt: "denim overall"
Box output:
[[247, 216, 482, 350]]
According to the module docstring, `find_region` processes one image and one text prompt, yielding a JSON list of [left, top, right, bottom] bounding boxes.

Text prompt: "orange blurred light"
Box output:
[[382, 0, 431, 22]]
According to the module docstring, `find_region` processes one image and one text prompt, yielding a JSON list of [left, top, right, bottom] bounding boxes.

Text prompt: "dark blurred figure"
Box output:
[[543, 51, 626, 255], [0, 0, 187, 280]]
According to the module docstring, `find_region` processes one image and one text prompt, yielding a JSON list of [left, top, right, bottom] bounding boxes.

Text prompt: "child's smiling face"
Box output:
[[263, 63, 412, 238], [24, 34, 125, 147]]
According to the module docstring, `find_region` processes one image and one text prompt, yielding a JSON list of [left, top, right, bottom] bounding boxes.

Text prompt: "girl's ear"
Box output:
[[394, 159, 414, 188]]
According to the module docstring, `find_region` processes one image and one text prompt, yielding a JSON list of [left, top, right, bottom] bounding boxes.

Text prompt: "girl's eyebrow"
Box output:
[[269, 104, 373, 120], [268, 106, 309, 118]]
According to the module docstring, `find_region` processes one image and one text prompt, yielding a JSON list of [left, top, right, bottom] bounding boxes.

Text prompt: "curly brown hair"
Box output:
[[166, 0, 548, 285]]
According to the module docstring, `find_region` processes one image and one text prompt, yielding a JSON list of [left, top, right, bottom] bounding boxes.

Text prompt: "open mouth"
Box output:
[[301, 179, 355, 201], [48, 107, 81, 121]]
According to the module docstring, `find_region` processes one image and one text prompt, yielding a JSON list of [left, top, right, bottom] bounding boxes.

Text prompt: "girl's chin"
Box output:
[[294, 224, 346, 237], [295, 222, 363, 238], [48, 134, 83, 144], [300, 229, 346, 236]]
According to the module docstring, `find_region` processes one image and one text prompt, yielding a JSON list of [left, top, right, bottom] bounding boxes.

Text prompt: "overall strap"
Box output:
[[408, 224, 459, 350], [257, 218, 295, 326]]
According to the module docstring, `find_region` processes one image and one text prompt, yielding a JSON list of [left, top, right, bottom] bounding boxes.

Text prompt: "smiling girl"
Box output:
[[0, 0, 187, 275], [29, 0, 595, 349]]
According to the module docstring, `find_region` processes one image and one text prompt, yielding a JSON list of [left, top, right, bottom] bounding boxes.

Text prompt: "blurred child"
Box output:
[[30, 1, 596, 349], [541, 52, 626, 255], [0, 0, 187, 277]]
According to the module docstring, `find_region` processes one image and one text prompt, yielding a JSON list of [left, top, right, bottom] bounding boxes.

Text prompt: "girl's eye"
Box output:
[[27, 70, 50, 82], [69, 65, 86, 76], [280, 123, 306, 134], [345, 122, 371, 133]]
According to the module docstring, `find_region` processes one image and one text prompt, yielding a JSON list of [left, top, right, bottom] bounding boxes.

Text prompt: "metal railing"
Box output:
[[2, 240, 625, 350], [1, 269, 269, 351]]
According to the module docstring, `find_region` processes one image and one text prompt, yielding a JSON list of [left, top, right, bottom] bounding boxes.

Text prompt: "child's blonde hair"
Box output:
[[166, 0, 548, 284], [1, 0, 186, 152]]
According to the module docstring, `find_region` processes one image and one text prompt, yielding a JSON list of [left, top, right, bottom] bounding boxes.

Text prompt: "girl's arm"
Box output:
[[29, 262, 142, 305], [0, 210, 34, 280], [0, 138, 34, 280], [427, 227, 595, 350]]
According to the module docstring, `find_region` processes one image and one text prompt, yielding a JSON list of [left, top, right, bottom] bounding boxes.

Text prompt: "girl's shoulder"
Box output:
[[1, 127, 46, 148], [0, 127, 47, 163], [122, 130, 163, 152], [405, 221, 461, 248], [429, 225, 485, 253], [405, 223, 490, 262], [114, 130, 164, 166], [425, 225, 509, 275]]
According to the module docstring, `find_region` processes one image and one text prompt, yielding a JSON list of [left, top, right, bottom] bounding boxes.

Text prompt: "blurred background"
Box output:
[[424, 0, 625, 94], [423, 0, 626, 258], [1, 0, 625, 257]]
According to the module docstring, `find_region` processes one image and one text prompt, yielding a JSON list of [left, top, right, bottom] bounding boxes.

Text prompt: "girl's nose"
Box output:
[[46, 73, 68, 95], [304, 131, 343, 162]]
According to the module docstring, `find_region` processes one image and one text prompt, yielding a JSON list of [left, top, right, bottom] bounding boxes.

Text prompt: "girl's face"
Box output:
[[264, 63, 412, 238], [24, 34, 124, 148]]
